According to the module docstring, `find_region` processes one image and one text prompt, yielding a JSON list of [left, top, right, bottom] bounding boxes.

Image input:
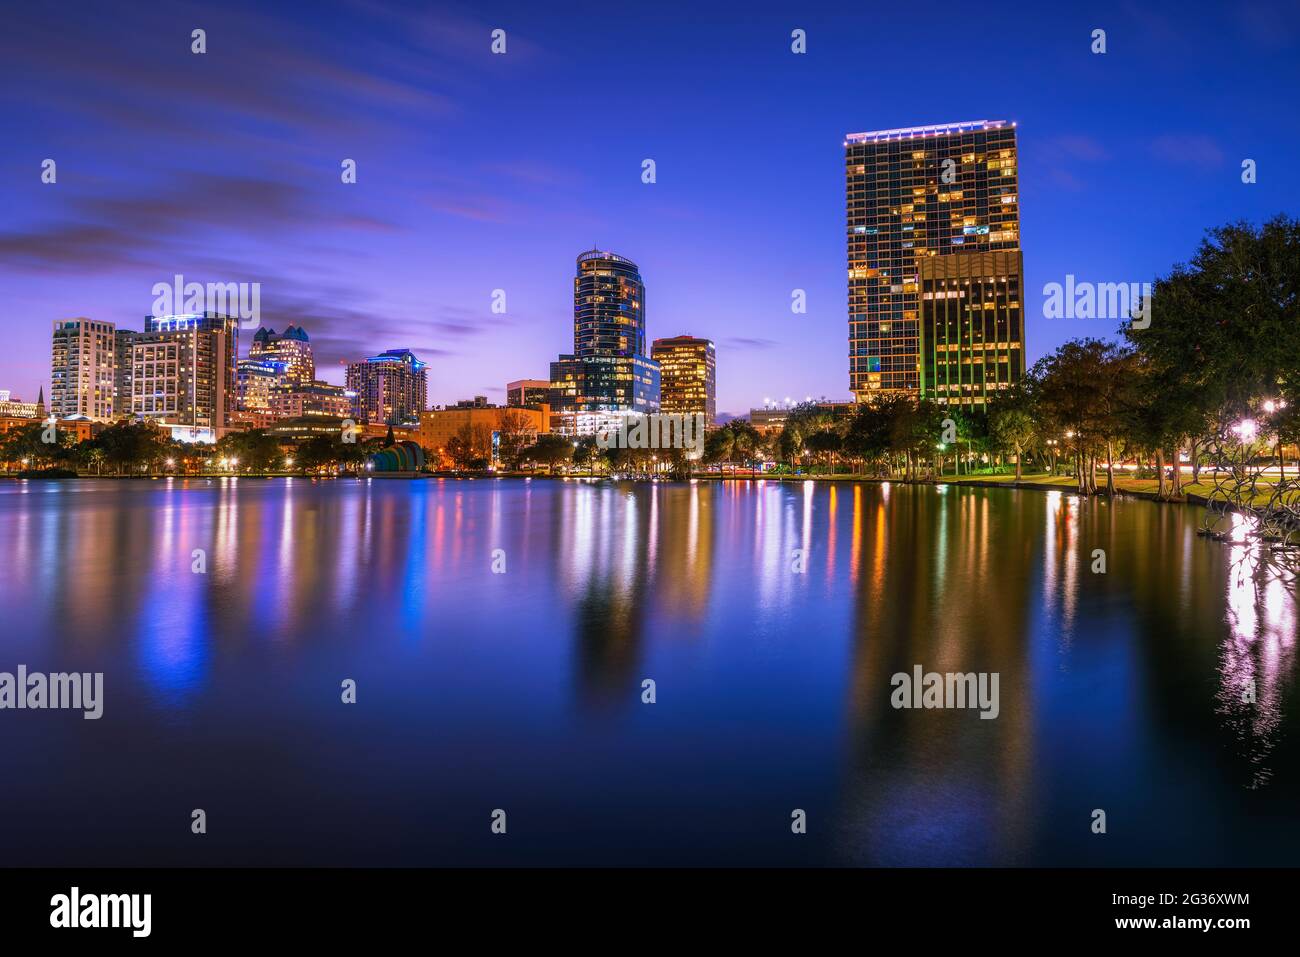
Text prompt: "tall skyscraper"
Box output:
[[113, 328, 137, 419], [345, 349, 428, 426], [573, 250, 646, 356], [50, 318, 116, 420], [129, 313, 239, 438], [549, 249, 659, 434], [249, 325, 314, 385], [845, 120, 1023, 404], [651, 335, 716, 425]]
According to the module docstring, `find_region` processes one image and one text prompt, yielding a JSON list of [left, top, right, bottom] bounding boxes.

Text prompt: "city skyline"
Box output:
[[2, 0, 1299, 909], [2, 1, 1296, 418]]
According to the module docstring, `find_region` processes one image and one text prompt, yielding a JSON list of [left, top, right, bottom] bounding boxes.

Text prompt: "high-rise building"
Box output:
[[268, 380, 353, 419], [236, 358, 282, 412], [506, 379, 550, 408], [652, 335, 716, 425], [113, 329, 137, 419], [549, 249, 660, 434], [573, 249, 646, 357], [236, 324, 332, 421], [845, 120, 1023, 403], [50, 318, 116, 421], [249, 325, 314, 385], [345, 349, 428, 426], [129, 313, 239, 439]]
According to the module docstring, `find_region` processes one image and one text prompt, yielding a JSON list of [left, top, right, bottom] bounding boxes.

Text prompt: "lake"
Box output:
[[0, 477, 1296, 866]]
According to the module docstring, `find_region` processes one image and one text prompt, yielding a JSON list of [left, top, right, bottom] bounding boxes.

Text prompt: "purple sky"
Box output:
[[2, 0, 1297, 418]]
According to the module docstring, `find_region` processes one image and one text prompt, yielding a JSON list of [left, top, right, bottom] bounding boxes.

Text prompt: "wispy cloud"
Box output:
[[0, 172, 399, 273], [1148, 134, 1225, 170], [1041, 135, 1111, 163], [723, 336, 778, 350]]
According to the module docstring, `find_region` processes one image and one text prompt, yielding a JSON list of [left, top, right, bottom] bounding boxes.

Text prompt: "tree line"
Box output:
[[752, 216, 1300, 498]]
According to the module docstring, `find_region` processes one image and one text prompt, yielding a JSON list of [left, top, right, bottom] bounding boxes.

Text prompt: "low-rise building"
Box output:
[[0, 397, 39, 418], [506, 379, 550, 408], [269, 380, 353, 419], [749, 400, 856, 434], [416, 404, 549, 469]]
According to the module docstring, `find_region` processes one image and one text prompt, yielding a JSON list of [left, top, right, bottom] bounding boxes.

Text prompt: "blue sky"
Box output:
[[1, 0, 1296, 417]]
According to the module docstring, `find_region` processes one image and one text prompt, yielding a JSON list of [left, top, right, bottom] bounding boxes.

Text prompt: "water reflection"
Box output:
[[1217, 512, 1297, 787], [0, 478, 1295, 866]]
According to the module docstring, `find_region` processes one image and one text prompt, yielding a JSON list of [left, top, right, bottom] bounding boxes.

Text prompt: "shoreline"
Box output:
[[0, 469, 1213, 504]]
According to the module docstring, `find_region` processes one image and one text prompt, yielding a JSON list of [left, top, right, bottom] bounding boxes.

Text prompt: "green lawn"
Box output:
[[939, 471, 1287, 505]]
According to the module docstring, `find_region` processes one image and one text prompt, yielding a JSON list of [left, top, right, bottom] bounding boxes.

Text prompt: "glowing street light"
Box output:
[[1232, 419, 1258, 443]]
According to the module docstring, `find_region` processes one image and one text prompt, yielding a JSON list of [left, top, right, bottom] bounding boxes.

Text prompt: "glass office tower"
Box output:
[[550, 249, 660, 434], [845, 120, 1023, 404], [652, 335, 716, 425]]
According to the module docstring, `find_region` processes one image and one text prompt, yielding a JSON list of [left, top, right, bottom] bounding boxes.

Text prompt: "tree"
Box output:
[[1028, 339, 1134, 494], [987, 388, 1037, 482], [445, 426, 476, 470], [842, 399, 895, 475], [89, 421, 170, 474], [497, 410, 534, 470], [1, 422, 74, 471], [774, 402, 831, 470], [805, 428, 842, 471], [717, 420, 763, 473], [75, 440, 107, 476], [297, 435, 337, 474], [525, 434, 574, 472], [704, 426, 733, 471], [215, 429, 285, 473], [705, 421, 763, 474], [1125, 216, 1300, 496], [572, 434, 599, 473], [446, 423, 493, 470]]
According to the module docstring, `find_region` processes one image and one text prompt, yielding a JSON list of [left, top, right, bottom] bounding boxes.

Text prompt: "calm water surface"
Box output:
[[1, 477, 1297, 866]]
